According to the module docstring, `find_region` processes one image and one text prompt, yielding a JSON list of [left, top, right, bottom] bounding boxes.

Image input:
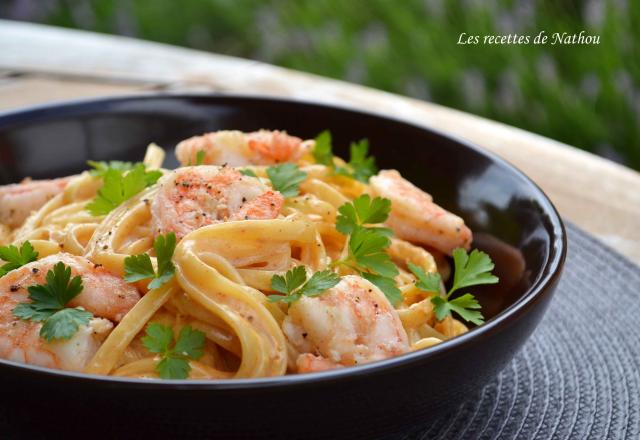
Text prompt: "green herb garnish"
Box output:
[[345, 227, 398, 278], [312, 130, 334, 166], [87, 160, 136, 177], [332, 197, 401, 305], [335, 139, 377, 183], [142, 323, 206, 379], [239, 168, 258, 177], [408, 249, 499, 325], [187, 150, 206, 166], [268, 266, 340, 304], [336, 194, 392, 235], [0, 241, 38, 277], [195, 150, 206, 165], [337, 227, 401, 305], [311, 130, 377, 182], [12, 262, 93, 341], [86, 163, 162, 215], [266, 163, 307, 198], [124, 233, 176, 289]]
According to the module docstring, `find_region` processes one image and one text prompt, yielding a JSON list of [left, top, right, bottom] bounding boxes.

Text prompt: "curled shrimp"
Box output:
[[283, 275, 409, 373], [369, 170, 472, 255], [151, 165, 284, 239], [175, 130, 309, 166], [0, 253, 140, 371], [0, 177, 72, 228]]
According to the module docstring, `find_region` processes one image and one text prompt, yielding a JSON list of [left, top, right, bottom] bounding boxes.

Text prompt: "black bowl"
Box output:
[[0, 95, 565, 439]]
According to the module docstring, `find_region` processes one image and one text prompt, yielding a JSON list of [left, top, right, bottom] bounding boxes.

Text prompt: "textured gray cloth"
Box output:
[[409, 223, 640, 440]]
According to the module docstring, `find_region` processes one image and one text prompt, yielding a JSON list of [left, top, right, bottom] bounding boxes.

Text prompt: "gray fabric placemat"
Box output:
[[408, 223, 640, 440]]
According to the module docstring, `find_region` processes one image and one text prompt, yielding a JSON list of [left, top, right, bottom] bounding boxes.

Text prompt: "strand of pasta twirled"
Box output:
[[171, 220, 322, 377]]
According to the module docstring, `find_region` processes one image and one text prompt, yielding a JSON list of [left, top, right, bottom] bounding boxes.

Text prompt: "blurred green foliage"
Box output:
[[3, 0, 639, 169]]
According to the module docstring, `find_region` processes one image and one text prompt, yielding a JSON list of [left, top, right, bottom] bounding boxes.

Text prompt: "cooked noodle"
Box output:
[[0, 132, 485, 379]]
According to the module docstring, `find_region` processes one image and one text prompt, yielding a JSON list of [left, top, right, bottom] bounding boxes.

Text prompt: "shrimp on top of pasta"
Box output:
[[0, 130, 498, 379]]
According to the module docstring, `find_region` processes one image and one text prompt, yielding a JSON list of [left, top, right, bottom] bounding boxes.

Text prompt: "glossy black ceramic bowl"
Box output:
[[0, 95, 565, 439]]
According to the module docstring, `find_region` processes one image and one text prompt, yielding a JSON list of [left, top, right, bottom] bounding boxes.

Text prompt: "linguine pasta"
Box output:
[[0, 130, 496, 379]]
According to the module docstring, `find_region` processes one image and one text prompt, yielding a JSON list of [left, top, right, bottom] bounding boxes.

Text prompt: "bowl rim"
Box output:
[[0, 92, 567, 389]]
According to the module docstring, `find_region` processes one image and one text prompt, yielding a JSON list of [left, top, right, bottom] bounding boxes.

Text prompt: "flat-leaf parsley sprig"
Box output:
[[336, 194, 392, 235], [312, 130, 334, 166], [408, 248, 499, 325], [334, 226, 401, 305], [239, 168, 258, 177], [268, 266, 340, 304], [335, 139, 377, 183], [332, 195, 401, 305], [87, 160, 136, 177], [0, 241, 38, 277], [266, 163, 307, 198], [86, 162, 162, 215], [142, 323, 206, 379], [186, 150, 206, 166], [124, 232, 176, 290], [311, 130, 377, 183], [12, 262, 93, 341], [195, 150, 206, 165]]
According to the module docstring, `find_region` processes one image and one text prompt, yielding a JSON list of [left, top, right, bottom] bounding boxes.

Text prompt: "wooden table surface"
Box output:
[[2, 20, 639, 263]]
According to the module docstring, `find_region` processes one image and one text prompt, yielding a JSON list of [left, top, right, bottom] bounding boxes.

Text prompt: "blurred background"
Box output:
[[1, 0, 639, 170]]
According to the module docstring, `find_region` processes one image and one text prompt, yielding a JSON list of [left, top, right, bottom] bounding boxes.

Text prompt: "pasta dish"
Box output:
[[0, 130, 498, 379]]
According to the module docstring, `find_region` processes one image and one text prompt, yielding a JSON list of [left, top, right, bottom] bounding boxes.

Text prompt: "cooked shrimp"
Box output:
[[296, 353, 343, 373], [151, 166, 284, 238], [175, 130, 308, 166], [282, 275, 409, 373], [0, 253, 141, 371], [0, 177, 72, 228], [246, 130, 308, 164], [369, 170, 472, 255]]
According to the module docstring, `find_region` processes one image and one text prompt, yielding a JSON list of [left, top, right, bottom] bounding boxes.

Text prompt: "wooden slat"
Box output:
[[1, 20, 639, 263], [0, 76, 144, 112]]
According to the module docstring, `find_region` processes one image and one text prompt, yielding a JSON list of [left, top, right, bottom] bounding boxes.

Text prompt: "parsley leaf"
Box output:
[[142, 322, 174, 353], [407, 262, 441, 293], [268, 267, 340, 303], [173, 326, 206, 359], [86, 164, 162, 215], [187, 150, 207, 166], [430, 294, 484, 325], [157, 357, 191, 380], [408, 248, 498, 326], [124, 233, 176, 289], [332, 225, 401, 305], [87, 160, 135, 177], [312, 130, 334, 166], [266, 163, 307, 198], [451, 248, 499, 291], [12, 262, 93, 341], [336, 195, 392, 235], [123, 255, 156, 283], [361, 272, 403, 306], [142, 323, 206, 379], [0, 241, 38, 277], [336, 139, 377, 183], [40, 308, 93, 341], [298, 270, 342, 297], [445, 294, 484, 325], [333, 196, 400, 305], [310, 130, 377, 182], [195, 150, 206, 165], [239, 168, 258, 177], [270, 265, 307, 295], [348, 227, 398, 278]]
